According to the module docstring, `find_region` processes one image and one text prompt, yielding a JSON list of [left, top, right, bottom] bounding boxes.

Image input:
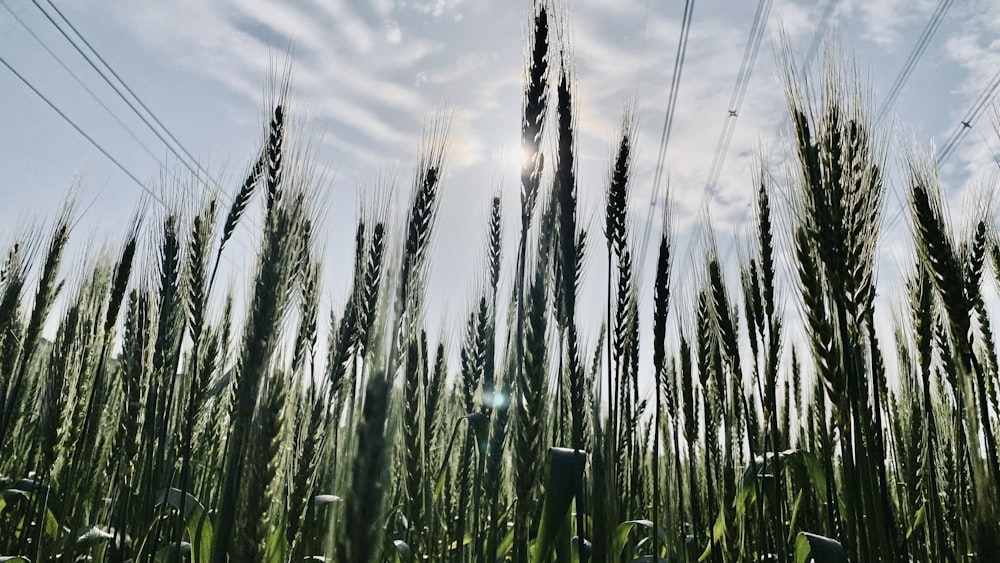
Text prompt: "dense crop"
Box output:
[[0, 3, 998, 562]]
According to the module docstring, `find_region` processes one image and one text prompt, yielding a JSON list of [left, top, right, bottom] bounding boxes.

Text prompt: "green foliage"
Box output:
[[155, 488, 214, 563], [532, 448, 586, 562], [795, 532, 848, 563]]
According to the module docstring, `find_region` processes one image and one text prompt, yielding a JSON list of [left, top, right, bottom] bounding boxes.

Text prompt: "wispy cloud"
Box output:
[[408, 0, 467, 19], [852, 0, 939, 49], [936, 0, 1000, 178], [416, 52, 498, 86], [109, 0, 491, 170]]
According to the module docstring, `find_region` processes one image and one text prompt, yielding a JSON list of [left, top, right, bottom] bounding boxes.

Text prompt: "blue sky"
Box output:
[[1, 0, 999, 359]]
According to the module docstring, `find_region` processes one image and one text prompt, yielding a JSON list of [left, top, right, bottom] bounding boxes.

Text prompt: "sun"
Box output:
[[518, 143, 543, 177]]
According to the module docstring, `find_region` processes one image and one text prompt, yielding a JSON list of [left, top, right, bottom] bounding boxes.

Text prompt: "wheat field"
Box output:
[[0, 2, 998, 562]]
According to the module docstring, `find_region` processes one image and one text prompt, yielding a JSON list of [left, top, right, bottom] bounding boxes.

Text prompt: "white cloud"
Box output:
[[310, 0, 377, 53], [416, 52, 498, 85], [576, 0, 644, 17], [371, 0, 396, 18], [854, 0, 938, 48], [104, 0, 470, 167], [770, 0, 814, 43], [405, 0, 466, 18], [386, 20, 403, 44]]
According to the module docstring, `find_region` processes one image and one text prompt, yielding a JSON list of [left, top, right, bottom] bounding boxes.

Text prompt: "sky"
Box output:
[[1, 0, 1000, 375]]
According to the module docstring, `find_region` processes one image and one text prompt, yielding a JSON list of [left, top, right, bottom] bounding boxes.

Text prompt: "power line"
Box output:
[[975, 128, 1000, 170], [664, 0, 694, 150], [731, 0, 771, 108], [938, 68, 1000, 164], [877, 0, 954, 119], [1, 0, 173, 173], [702, 0, 773, 200], [29, 0, 215, 188], [651, 0, 696, 193], [23, 0, 265, 245], [703, 0, 774, 278], [0, 52, 164, 206], [642, 0, 696, 268], [801, 0, 840, 74]]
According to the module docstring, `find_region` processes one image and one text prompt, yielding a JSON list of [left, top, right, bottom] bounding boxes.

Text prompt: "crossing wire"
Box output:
[[938, 68, 1000, 164], [21, 0, 266, 245], [702, 0, 773, 200], [0, 52, 164, 206], [1, 0, 173, 174], [29, 0, 218, 188]]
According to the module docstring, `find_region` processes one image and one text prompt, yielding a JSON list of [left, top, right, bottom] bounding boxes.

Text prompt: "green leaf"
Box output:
[[60, 524, 114, 560], [264, 522, 286, 563], [43, 507, 59, 539], [736, 449, 827, 518], [787, 489, 806, 544], [155, 488, 214, 563], [794, 532, 847, 563], [433, 413, 489, 503], [907, 504, 927, 540], [711, 508, 727, 543], [446, 533, 474, 552], [554, 515, 573, 562], [613, 520, 669, 559], [1, 488, 30, 507], [7, 479, 39, 494], [494, 525, 514, 560], [695, 507, 730, 563], [531, 447, 586, 563]]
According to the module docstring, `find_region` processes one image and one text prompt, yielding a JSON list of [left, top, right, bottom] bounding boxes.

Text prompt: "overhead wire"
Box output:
[[873, 0, 955, 232], [15, 0, 267, 248], [29, 0, 220, 190], [651, 0, 696, 194], [877, 0, 954, 119], [1, 0, 174, 174], [938, 68, 1000, 164], [690, 0, 773, 277], [800, 0, 840, 74], [0, 52, 164, 206], [635, 0, 664, 274], [975, 128, 1000, 169], [31, 0, 254, 205], [641, 0, 695, 279], [702, 0, 773, 201], [2, 0, 264, 272]]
